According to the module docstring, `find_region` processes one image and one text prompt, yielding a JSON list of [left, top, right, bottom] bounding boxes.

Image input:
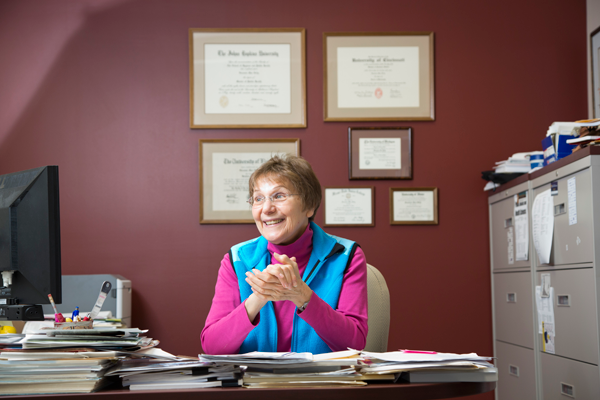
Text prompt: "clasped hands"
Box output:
[[245, 252, 312, 309]]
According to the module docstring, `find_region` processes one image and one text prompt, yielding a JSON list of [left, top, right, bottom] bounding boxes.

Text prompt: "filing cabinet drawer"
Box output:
[[490, 187, 530, 270], [536, 268, 599, 365], [532, 168, 593, 266], [540, 352, 600, 399], [496, 341, 537, 400], [493, 271, 534, 348]]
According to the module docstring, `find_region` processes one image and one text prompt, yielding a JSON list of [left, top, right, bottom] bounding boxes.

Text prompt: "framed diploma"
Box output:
[[324, 32, 434, 121], [189, 28, 306, 129], [323, 187, 375, 227], [592, 26, 600, 118], [199, 139, 300, 224], [349, 127, 412, 180], [390, 187, 438, 225]]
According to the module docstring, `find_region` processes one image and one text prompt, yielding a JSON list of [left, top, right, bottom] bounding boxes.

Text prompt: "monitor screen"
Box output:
[[0, 166, 61, 307]]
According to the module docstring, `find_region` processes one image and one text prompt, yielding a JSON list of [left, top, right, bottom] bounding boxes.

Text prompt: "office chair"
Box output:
[[364, 264, 390, 352]]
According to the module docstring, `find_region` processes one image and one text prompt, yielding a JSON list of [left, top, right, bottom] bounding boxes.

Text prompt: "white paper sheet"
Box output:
[[337, 46, 420, 108], [360, 351, 492, 363], [358, 138, 401, 170], [532, 189, 554, 265], [514, 192, 529, 261], [325, 188, 373, 225], [535, 286, 555, 335], [392, 190, 435, 222], [568, 176, 577, 225], [543, 322, 555, 354], [204, 44, 291, 114]]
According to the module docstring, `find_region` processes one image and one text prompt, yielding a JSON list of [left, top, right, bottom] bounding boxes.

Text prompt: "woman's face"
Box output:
[[251, 177, 314, 245]]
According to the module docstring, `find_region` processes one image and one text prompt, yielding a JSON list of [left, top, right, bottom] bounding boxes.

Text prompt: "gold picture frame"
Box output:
[[390, 187, 438, 225], [324, 32, 434, 121], [349, 127, 412, 180], [199, 139, 300, 224], [323, 187, 375, 227], [189, 28, 306, 129]]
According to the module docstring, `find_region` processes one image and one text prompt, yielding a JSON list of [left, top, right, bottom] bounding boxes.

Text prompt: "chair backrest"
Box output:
[[364, 263, 390, 352]]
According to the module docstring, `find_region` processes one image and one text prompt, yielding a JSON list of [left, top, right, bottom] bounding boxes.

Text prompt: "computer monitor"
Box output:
[[0, 166, 61, 320]]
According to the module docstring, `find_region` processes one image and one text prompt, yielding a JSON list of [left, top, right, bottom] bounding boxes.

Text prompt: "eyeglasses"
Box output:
[[247, 193, 299, 207]]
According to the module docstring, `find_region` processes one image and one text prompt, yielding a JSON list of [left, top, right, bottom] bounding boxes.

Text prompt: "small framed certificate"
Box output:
[[349, 127, 412, 180], [199, 139, 300, 224], [324, 32, 434, 121], [324, 187, 374, 227], [189, 28, 306, 129], [390, 187, 438, 225]]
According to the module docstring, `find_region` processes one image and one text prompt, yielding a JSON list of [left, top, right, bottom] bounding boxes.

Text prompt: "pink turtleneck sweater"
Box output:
[[201, 225, 368, 355]]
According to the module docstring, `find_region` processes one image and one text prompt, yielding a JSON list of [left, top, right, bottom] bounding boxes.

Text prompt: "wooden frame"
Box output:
[[349, 127, 412, 180], [324, 32, 434, 121], [592, 26, 600, 118], [390, 187, 438, 225], [199, 139, 300, 224], [323, 187, 375, 227], [189, 28, 306, 129]]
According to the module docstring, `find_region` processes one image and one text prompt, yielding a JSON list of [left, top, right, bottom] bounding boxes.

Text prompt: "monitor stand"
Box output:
[[0, 304, 44, 320]]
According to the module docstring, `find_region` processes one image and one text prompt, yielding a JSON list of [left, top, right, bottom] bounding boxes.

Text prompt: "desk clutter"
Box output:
[[0, 327, 496, 396], [482, 119, 600, 191]]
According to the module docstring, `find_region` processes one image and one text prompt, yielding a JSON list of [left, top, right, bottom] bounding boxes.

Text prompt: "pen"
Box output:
[[47, 294, 65, 323], [400, 350, 437, 354]]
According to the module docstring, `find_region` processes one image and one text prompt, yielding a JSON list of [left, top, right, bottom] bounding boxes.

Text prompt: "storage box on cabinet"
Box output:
[[493, 271, 534, 348], [531, 166, 594, 266], [495, 341, 537, 400], [489, 181, 530, 270], [536, 267, 599, 365], [540, 352, 600, 400]]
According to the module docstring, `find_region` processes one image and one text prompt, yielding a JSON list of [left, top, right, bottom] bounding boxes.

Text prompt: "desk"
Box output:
[[2, 382, 495, 400]]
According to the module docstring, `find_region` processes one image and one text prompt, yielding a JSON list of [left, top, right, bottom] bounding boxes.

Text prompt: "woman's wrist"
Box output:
[[294, 283, 313, 308], [244, 293, 268, 323]]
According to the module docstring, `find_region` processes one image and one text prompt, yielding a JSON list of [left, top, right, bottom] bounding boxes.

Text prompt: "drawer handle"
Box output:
[[504, 218, 513, 228], [508, 364, 519, 377], [506, 293, 517, 303], [561, 382, 575, 398], [554, 203, 566, 216], [557, 294, 571, 307]]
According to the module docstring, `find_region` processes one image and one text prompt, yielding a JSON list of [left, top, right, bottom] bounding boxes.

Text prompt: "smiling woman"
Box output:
[[201, 155, 368, 355]]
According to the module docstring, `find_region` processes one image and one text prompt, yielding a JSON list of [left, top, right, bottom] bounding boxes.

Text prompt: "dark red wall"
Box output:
[[0, 1, 587, 398]]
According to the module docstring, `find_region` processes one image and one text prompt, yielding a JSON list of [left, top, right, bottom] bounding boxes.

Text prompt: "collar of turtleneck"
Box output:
[[266, 223, 313, 268]]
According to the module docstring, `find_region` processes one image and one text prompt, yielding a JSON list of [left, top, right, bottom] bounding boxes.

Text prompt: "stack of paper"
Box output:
[[493, 152, 535, 173], [359, 351, 496, 383], [199, 350, 394, 388], [565, 119, 600, 151], [19, 328, 151, 350], [0, 328, 164, 395], [105, 353, 241, 391], [0, 350, 119, 395]]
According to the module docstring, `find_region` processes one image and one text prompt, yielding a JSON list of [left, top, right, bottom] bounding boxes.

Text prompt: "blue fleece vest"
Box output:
[[230, 221, 357, 354]]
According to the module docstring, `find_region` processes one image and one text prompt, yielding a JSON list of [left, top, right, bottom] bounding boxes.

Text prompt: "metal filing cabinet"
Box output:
[[530, 153, 600, 399], [489, 148, 600, 400], [495, 341, 537, 400], [489, 177, 538, 400]]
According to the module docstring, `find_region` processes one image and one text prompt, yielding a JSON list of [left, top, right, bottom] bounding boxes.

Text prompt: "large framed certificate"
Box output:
[[390, 187, 438, 225], [190, 28, 306, 128], [199, 139, 300, 224], [349, 127, 412, 180], [324, 32, 434, 121], [323, 187, 375, 227]]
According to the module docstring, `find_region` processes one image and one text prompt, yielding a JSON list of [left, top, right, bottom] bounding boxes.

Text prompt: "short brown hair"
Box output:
[[248, 155, 322, 221]]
